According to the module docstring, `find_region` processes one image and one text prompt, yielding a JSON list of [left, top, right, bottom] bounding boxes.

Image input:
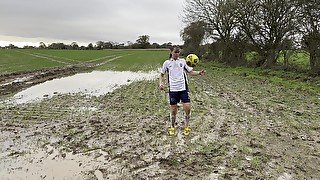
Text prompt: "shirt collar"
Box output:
[[170, 58, 179, 61]]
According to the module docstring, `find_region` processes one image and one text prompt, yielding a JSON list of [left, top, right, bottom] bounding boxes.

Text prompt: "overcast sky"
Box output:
[[0, 0, 186, 47]]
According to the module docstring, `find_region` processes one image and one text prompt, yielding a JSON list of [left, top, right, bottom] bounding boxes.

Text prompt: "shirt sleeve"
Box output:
[[183, 59, 193, 73], [160, 60, 168, 74]]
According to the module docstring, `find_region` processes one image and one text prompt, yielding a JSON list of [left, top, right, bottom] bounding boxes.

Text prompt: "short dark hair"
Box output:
[[171, 46, 180, 52], [169, 46, 180, 58]]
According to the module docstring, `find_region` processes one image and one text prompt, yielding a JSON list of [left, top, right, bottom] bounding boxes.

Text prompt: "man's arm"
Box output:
[[159, 73, 165, 90], [189, 69, 206, 76]]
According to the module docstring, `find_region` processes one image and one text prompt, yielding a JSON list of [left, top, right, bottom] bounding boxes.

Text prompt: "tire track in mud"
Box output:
[[85, 55, 117, 63], [15, 50, 72, 65], [84, 53, 133, 67], [91, 56, 123, 67], [28, 51, 79, 63]]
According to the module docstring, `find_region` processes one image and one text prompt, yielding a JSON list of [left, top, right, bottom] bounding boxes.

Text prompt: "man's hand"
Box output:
[[199, 69, 206, 76], [159, 83, 164, 90]]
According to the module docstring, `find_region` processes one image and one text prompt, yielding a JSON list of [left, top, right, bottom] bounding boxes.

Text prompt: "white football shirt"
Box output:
[[160, 58, 193, 92]]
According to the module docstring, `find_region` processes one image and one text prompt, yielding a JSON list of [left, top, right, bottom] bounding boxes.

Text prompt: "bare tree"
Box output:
[[39, 42, 46, 49], [181, 21, 206, 56], [87, 43, 94, 50], [136, 35, 150, 49], [96, 41, 104, 50], [183, 0, 245, 64], [71, 42, 79, 50], [297, 0, 320, 74], [103, 41, 114, 49], [236, 0, 298, 67]]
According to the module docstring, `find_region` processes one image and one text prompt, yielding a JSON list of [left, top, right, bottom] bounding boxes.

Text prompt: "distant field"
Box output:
[[245, 51, 310, 70], [0, 49, 170, 74], [277, 50, 310, 69], [1, 49, 311, 75], [95, 50, 170, 71]]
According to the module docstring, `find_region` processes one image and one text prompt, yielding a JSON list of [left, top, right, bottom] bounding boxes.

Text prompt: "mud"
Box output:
[[0, 65, 89, 96], [0, 67, 319, 179], [0, 55, 122, 97]]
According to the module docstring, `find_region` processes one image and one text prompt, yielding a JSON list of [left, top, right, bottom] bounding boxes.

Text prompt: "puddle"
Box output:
[[0, 147, 103, 180], [7, 70, 158, 104]]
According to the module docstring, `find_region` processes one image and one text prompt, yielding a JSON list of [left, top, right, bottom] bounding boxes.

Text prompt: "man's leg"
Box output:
[[170, 105, 178, 127], [183, 102, 191, 127]]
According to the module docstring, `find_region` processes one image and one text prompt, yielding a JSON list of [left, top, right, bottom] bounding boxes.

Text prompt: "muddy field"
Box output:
[[0, 66, 319, 179], [0, 65, 90, 96]]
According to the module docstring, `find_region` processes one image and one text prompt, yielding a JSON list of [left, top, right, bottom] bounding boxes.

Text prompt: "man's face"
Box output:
[[171, 49, 180, 60]]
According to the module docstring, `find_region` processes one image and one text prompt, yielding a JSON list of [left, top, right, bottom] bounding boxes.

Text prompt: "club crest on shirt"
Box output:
[[180, 63, 183, 67]]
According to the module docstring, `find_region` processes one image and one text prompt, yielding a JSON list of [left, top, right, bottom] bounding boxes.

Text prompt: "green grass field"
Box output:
[[95, 50, 169, 71], [1, 49, 312, 74], [0, 49, 170, 74], [245, 50, 310, 70], [1, 48, 318, 94]]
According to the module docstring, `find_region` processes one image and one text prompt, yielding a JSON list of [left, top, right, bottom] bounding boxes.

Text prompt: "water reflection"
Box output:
[[10, 70, 158, 104]]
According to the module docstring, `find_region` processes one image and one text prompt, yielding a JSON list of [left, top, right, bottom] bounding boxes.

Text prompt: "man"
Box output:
[[159, 46, 205, 135]]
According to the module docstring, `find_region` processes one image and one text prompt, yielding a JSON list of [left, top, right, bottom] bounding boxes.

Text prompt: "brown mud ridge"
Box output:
[[0, 65, 90, 96], [0, 68, 319, 179]]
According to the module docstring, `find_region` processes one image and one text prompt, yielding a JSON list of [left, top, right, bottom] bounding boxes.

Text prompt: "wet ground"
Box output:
[[0, 67, 319, 179], [0, 65, 86, 96], [7, 70, 158, 104]]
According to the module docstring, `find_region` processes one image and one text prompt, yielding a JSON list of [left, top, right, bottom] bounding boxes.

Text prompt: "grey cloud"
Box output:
[[0, 0, 185, 45]]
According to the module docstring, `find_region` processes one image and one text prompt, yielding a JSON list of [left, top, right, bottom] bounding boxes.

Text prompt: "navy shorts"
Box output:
[[169, 90, 190, 105]]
